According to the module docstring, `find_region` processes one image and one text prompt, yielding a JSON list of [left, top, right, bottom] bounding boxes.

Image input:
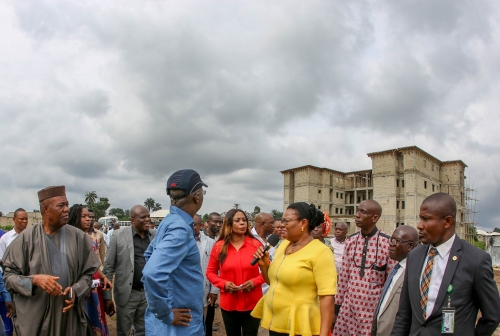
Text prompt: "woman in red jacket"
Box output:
[[206, 209, 265, 336]]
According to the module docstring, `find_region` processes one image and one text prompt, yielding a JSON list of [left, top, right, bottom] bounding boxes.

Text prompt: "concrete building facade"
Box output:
[[282, 146, 472, 240]]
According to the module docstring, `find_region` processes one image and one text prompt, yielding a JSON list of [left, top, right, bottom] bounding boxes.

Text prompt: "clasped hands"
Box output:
[[224, 280, 254, 293], [33, 274, 75, 313]]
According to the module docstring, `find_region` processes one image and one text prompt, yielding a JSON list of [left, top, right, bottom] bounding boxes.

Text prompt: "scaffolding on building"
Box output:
[[463, 176, 478, 243]]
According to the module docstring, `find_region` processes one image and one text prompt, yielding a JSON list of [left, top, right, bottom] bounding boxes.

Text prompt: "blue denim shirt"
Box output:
[[0, 275, 11, 302], [142, 206, 204, 335]]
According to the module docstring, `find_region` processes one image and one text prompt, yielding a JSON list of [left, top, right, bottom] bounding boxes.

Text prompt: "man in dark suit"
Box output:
[[371, 225, 418, 336], [391, 193, 500, 336], [103, 205, 156, 336]]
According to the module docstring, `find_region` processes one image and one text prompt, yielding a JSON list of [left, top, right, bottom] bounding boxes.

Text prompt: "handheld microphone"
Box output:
[[250, 234, 280, 266]]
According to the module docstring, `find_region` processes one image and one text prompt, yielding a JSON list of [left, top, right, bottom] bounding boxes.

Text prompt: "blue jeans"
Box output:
[[0, 300, 11, 336]]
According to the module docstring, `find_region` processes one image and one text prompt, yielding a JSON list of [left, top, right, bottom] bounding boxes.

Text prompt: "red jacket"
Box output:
[[206, 235, 265, 311]]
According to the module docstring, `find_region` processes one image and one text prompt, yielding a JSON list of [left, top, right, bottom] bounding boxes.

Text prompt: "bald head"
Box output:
[[130, 205, 151, 234], [396, 225, 419, 244], [421, 193, 456, 223], [363, 200, 382, 217], [356, 200, 382, 234], [131, 205, 148, 218], [255, 212, 274, 237], [255, 212, 273, 225], [390, 225, 419, 261]]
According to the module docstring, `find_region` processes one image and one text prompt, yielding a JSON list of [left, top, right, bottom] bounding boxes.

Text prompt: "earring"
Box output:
[[301, 227, 304, 232]]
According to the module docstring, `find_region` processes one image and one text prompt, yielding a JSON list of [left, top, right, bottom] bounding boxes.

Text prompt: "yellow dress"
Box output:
[[251, 239, 337, 336]]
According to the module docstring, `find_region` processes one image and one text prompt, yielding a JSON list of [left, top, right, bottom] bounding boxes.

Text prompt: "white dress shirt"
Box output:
[[330, 237, 346, 273], [102, 231, 110, 247], [378, 258, 407, 320], [107, 229, 115, 241], [0, 230, 20, 259], [420, 234, 456, 318]]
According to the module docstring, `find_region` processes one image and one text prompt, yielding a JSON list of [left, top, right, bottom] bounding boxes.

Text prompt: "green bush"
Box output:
[[473, 240, 486, 251], [0, 225, 14, 232]]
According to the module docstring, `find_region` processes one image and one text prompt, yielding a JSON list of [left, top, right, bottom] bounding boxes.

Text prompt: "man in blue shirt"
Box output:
[[142, 169, 207, 336], [0, 268, 13, 336]]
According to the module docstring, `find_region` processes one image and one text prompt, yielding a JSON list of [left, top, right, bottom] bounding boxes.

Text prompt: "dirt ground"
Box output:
[[107, 268, 500, 335]]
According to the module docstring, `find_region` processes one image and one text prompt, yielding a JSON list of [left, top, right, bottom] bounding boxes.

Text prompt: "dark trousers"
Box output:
[[221, 309, 260, 336], [205, 304, 215, 336]]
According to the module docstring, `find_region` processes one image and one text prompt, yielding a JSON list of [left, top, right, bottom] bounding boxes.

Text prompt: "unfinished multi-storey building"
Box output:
[[281, 146, 472, 241]]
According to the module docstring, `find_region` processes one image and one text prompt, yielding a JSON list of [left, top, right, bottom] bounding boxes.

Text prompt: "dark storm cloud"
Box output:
[[77, 2, 358, 177]]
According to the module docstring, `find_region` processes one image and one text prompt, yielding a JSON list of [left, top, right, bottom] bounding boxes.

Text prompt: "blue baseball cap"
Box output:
[[166, 169, 208, 196]]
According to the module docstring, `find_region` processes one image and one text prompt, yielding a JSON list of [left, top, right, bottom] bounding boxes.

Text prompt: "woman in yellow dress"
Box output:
[[251, 202, 337, 336]]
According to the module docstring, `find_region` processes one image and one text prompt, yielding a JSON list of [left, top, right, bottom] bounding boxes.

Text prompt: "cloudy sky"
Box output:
[[1, 0, 499, 230]]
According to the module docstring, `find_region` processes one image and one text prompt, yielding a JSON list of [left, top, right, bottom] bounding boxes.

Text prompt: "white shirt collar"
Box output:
[[334, 237, 346, 244], [432, 234, 456, 260], [398, 258, 407, 270], [251, 227, 266, 246]]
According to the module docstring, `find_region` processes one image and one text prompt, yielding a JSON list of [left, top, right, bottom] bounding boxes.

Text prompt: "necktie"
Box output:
[[375, 263, 401, 316], [420, 247, 438, 319]]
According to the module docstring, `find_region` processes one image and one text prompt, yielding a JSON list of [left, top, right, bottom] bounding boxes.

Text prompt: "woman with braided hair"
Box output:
[[68, 204, 112, 336], [251, 202, 337, 336]]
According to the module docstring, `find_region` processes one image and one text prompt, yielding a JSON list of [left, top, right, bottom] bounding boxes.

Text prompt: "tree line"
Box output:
[[84, 191, 162, 221], [83, 191, 283, 223]]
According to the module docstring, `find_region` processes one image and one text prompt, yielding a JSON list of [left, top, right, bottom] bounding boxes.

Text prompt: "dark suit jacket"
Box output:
[[391, 237, 500, 336], [103, 226, 156, 306], [371, 268, 405, 336]]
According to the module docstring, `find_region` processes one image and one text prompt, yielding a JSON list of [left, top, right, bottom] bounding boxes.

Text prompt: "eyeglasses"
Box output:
[[281, 218, 298, 225], [390, 238, 414, 246]]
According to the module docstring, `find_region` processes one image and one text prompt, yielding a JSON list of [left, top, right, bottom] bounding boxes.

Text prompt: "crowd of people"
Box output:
[[0, 168, 499, 336]]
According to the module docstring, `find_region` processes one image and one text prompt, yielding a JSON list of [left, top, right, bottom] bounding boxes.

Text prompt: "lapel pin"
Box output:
[[452, 256, 457, 261]]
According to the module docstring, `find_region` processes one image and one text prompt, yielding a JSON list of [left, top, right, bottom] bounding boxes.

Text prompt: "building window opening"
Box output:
[[402, 201, 405, 209], [424, 181, 427, 189], [402, 180, 405, 188], [397, 179, 399, 187]]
